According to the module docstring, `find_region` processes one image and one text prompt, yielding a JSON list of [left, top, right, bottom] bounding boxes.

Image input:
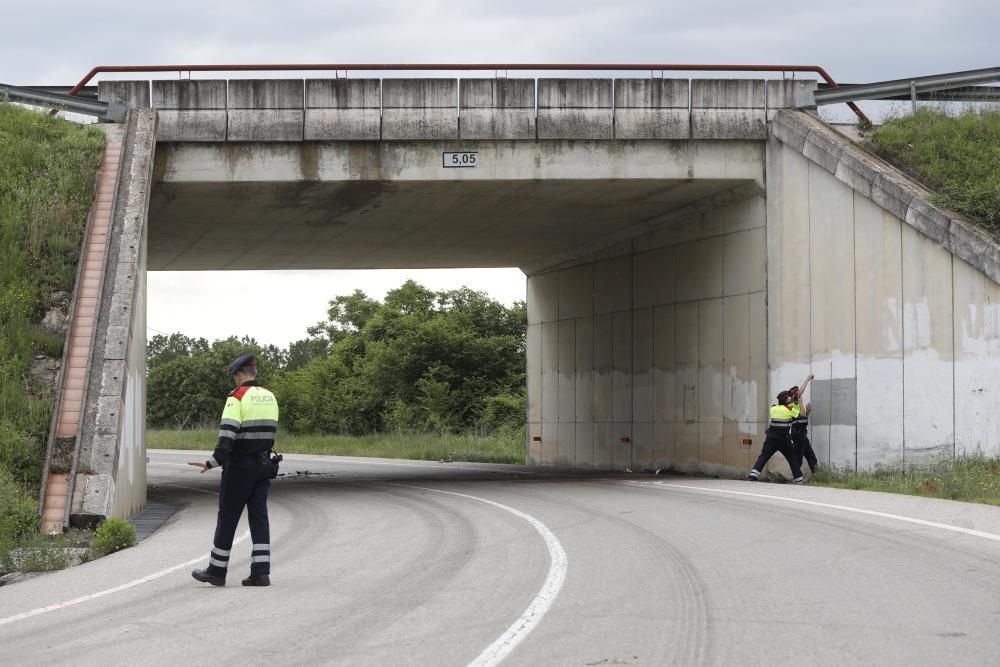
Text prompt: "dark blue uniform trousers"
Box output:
[[751, 430, 804, 479], [206, 454, 271, 577]]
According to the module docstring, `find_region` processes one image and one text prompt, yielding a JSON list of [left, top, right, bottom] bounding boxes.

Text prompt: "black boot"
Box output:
[[242, 573, 270, 587], [192, 568, 226, 586]]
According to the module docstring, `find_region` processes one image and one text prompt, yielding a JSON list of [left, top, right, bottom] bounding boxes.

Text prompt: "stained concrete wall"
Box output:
[[72, 109, 154, 524], [767, 110, 1000, 470], [526, 193, 768, 475], [100, 78, 816, 142]]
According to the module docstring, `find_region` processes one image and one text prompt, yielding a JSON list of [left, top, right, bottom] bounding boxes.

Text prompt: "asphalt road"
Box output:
[[3, 450, 1000, 666]]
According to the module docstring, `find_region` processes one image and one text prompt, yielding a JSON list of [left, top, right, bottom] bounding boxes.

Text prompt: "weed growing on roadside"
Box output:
[[91, 519, 136, 557], [807, 454, 1000, 505]]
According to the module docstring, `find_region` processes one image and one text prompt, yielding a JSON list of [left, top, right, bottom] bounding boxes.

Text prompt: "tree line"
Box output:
[[147, 281, 527, 436]]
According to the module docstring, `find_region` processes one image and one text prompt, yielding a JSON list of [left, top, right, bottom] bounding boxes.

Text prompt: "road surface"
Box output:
[[2, 449, 1000, 665]]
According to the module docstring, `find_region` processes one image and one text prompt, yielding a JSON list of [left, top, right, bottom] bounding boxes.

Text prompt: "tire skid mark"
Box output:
[[500, 480, 714, 666], [386, 483, 568, 667], [274, 481, 482, 662]]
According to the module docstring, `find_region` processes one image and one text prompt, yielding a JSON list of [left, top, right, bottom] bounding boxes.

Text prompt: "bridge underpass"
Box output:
[[43, 76, 1000, 531], [12, 69, 1000, 666]]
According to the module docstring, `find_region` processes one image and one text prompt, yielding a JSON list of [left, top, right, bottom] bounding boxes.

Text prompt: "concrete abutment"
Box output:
[[68, 108, 154, 527]]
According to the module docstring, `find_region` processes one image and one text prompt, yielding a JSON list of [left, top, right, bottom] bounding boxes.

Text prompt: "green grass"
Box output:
[[0, 103, 104, 562], [869, 108, 1000, 235], [148, 428, 526, 465], [807, 455, 1000, 505]]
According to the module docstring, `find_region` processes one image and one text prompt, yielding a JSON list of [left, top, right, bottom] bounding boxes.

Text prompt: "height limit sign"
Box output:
[[442, 151, 478, 168]]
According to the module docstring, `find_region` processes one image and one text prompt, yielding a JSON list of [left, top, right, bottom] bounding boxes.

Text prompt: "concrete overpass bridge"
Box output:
[[41, 72, 1000, 528]]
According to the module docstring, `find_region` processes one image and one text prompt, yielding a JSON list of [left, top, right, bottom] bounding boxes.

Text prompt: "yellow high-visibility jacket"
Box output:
[[206, 381, 279, 469]]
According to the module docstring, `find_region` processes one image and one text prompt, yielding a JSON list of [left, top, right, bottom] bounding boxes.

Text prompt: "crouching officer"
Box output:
[[189, 353, 279, 587], [747, 390, 804, 483]]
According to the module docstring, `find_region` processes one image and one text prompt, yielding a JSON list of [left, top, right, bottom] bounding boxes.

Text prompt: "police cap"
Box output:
[[228, 353, 257, 376]]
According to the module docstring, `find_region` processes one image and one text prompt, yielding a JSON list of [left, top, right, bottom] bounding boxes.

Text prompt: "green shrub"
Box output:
[[0, 468, 39, 545], [91, 518, 136, 556], [0, 420, 43, 486], [477, 392, 526, 434]]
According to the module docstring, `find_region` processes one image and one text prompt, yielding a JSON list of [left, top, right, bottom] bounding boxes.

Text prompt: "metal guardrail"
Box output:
[[814, 66, 1000, 107], [819, 83, 1000, 103], [0, 82, 125, 120]]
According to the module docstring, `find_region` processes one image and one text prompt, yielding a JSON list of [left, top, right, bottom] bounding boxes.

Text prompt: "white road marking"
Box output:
[[0, 530, 250, 628], [391, 483, 567, 667], [633, 481, 1000, 543]]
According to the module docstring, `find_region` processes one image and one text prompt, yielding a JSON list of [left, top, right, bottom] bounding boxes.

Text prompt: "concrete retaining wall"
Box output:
[[525, 193, 768, 475], [767, 110, 1000, 470], [71, 109, 155, 525], [99, 78, 816, 142]]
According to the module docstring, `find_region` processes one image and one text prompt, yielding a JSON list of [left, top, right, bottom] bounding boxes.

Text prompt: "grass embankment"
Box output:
[[148, 429, 526, 465], [869, 108, 1000, 236], [0, 104, 105, 567], [807, 456, 1000, 506]]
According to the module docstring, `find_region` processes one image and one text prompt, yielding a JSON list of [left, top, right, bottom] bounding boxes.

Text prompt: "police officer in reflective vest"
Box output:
[[748, 389, 804, 483], [189, 353, 279, 587], [789, 374, 818, 475]]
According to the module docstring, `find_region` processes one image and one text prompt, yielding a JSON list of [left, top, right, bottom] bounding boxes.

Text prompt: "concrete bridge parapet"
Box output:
[[306, 79, 381, 140], [228, 79, 304, 142], [614, 78, 690, 140], [460, 78, 536, 140], [99, 77, 818, 143], [151, 80, 227, 141]]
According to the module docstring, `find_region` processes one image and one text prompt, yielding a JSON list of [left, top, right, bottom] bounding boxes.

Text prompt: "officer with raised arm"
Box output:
[[189, 353, 279, 587], [789, 374, 818, 475], [748, 389, 804, 483]]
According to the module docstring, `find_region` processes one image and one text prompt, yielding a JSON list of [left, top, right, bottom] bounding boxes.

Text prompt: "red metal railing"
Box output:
[[68, 63, 870, 124]]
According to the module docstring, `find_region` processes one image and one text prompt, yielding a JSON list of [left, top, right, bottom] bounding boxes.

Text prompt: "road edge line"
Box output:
[[630, 481, 1000, 543], [0, 530, 250, 628]]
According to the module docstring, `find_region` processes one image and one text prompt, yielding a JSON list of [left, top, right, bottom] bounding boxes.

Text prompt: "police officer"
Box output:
[[789, 374, 818, 475], [747, 389, 804, 483], [189, 353, 279, 587]]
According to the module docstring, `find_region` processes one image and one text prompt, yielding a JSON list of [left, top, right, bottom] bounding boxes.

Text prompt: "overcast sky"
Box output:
[[5, 1, 996, 347]]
